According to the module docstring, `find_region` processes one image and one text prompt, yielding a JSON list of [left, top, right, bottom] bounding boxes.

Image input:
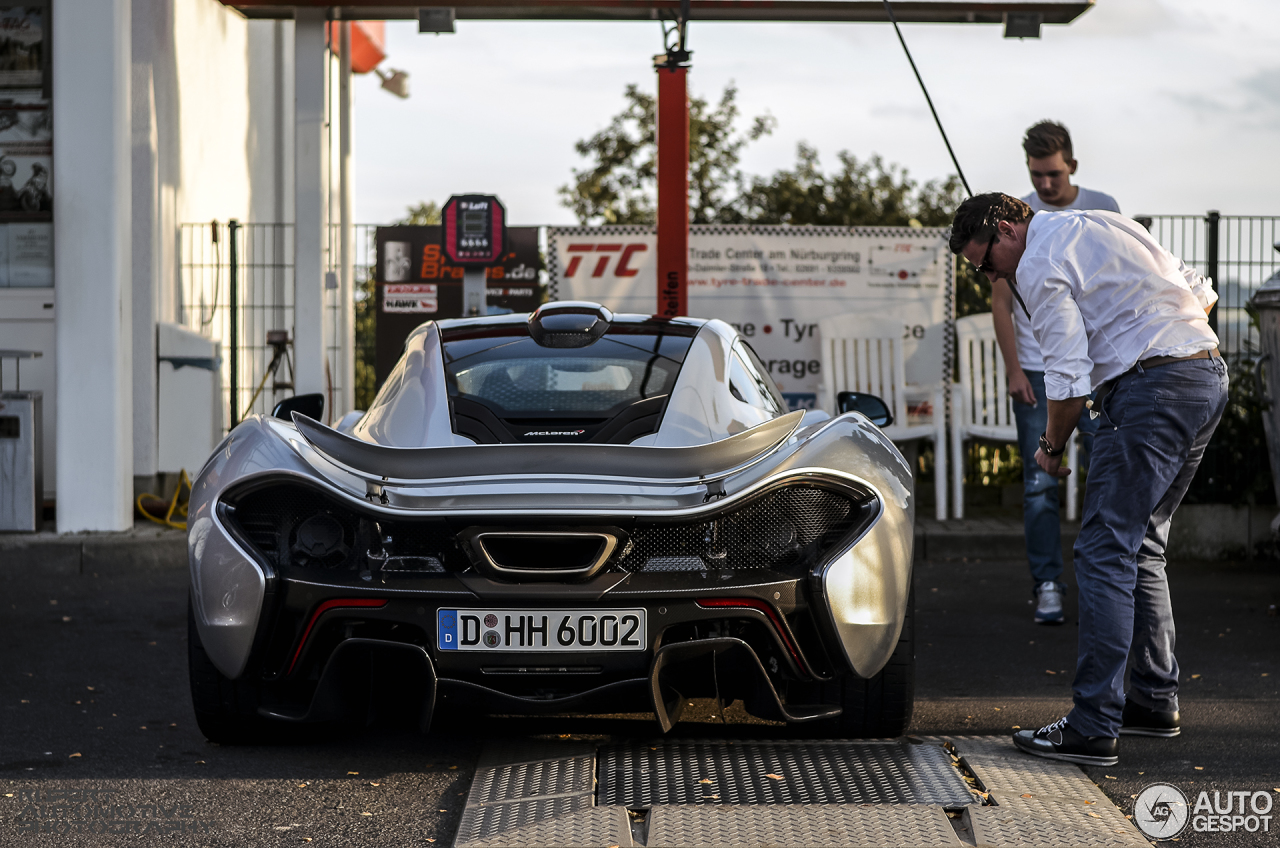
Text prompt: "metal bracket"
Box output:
[[654, 0, 692, 69]]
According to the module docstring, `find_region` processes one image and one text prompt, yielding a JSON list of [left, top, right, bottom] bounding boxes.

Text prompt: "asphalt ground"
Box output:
[[1, 550, 1277, 847]]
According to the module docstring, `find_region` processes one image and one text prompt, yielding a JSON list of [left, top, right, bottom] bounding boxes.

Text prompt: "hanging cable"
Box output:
[[882, 0, 971, 198]]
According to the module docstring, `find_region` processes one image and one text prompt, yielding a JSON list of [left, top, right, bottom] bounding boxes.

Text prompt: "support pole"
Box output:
[[1205, 209, 1220, 335], [655, 63, 689, 318], [293, 9, 327, 396], [53, 0, 133, 531], [229, 219, 240, 425], [338, 21, 355, 415], [463, 268, 486, 317], [654, 4, 691, 319]]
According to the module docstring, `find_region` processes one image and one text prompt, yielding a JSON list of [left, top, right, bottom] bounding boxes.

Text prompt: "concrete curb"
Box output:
[[0, 523, 186, 574], [914, 518, 1078, 562]]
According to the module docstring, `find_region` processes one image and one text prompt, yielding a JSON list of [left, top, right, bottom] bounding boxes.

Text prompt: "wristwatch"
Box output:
[[1038, 433, 1064, 457]]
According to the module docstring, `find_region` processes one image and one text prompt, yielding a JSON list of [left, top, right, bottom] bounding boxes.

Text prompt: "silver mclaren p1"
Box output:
[[186, 301, 915, 743]]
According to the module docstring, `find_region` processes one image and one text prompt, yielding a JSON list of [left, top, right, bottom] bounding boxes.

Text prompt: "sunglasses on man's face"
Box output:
[[976, 235, 998, 275]]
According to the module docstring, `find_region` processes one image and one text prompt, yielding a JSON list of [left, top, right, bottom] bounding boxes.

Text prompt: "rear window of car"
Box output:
[[442, 334, 692, 414]]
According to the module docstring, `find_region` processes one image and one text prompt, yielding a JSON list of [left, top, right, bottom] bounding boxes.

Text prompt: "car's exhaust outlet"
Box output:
[[259, 638, 438, 732], [648, 637, 840, 732]]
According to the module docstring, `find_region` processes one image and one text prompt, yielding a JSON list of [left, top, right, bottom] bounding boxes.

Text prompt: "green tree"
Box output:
[[728, 143, 963, 227], [562, 85, 990, 315], [398, 201, 442, 226], [727, 143, 988, 315], [559, 82, 776, 225], [354, 202, 444, 410]]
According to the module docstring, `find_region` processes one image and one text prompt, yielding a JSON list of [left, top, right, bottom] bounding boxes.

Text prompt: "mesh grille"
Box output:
[[614, 485, 866, 575], [228, 481, 867, 578], [227, 484, 462, 572]]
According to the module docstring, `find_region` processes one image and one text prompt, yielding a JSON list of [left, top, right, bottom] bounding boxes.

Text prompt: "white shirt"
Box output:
[[1014, 210, 1219, 402], [1010, 188, 1122, 370]]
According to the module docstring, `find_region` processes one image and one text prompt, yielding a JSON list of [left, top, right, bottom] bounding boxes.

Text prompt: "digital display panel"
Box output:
[[443, 195, 506, 265]]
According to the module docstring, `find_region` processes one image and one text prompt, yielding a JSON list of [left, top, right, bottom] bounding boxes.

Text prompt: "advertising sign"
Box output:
[[0, 7, 44, 90], [382, 283, 439, 313], [549, 225, 953, 410], [373, 225, 543, 385]]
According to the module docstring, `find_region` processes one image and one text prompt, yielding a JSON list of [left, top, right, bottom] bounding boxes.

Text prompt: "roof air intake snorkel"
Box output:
[[528, 301, 614, 348]]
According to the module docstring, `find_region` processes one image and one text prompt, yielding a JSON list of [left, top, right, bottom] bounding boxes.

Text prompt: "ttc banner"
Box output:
[[548, 225, 953, 409]]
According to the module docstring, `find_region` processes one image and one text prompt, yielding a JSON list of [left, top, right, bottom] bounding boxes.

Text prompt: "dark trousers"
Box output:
[[1066, 357, 1228, 738]]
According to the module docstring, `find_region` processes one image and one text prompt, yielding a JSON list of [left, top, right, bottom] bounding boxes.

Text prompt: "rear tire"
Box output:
[[816, 585, 915, 738], [188, 598, 278, 744]]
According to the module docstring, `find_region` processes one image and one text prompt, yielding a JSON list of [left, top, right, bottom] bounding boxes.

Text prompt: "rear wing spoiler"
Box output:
[[290, 410, 804, 485]]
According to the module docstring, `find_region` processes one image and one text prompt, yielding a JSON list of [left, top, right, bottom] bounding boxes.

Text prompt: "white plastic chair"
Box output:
[[951, 313, 1078, 520], [818, 315, 947, 521]]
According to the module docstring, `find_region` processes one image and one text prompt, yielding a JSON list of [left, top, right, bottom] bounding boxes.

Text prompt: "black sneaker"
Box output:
[[1119, 700, 1181, 737], [1013, 717, 1119, 766]]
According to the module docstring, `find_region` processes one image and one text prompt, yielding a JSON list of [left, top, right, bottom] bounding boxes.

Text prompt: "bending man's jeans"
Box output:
[[1067, 357, 1228, 738], [1011, 370, 1099, 585]]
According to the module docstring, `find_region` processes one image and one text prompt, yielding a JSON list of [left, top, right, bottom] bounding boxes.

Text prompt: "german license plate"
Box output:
[[437, 608, 646, 652]]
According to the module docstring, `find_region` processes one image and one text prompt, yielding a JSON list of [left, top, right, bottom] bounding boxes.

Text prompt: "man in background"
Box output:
[[991, 121, 1117, 624]]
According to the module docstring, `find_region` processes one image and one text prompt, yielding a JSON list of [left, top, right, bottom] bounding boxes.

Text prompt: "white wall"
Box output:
[[130, 0, 299, 481]]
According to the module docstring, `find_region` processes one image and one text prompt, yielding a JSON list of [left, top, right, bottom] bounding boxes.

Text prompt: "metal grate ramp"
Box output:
[[452, 735, 1151, 848], [598, 738, 974, 806]]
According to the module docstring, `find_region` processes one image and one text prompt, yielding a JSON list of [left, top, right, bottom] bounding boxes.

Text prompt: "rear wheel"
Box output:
[[187, 598, 277, 744], [815, 585, 915, 738]]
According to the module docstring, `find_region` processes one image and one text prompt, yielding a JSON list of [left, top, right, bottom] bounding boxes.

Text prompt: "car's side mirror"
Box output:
[[273, 393, 325, 422], [837, 392, 893, 427]]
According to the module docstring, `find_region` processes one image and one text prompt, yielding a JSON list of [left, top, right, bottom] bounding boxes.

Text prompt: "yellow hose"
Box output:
[[136, 469, 192, 530]]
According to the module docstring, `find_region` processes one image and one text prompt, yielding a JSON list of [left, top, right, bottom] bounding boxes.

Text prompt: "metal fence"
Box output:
[[178, 221, 377, 430], [1137, 213, 1280, 357]]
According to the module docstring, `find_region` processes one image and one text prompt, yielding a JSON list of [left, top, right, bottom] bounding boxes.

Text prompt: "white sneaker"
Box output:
[[1034, 581, 1065, 625]]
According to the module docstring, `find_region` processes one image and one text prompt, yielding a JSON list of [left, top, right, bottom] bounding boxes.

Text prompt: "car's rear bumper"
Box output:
[[236, 570, 857, 727]]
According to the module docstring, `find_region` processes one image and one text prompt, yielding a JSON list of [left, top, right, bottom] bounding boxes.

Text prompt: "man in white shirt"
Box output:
[[950, 193, 1226, 766], [993, 121, 1119, 625]]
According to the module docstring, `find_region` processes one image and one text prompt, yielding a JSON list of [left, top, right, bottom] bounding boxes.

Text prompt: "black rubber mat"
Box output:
[[597, 739, 974, 807]]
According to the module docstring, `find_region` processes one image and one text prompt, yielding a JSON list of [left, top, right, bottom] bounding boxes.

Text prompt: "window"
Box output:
[[731, 341, 787, 415], [444, 337, 684, 414]]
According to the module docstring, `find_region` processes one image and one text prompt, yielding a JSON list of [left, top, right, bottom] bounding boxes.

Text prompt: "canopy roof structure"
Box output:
[[226, 0, 1093, 24]]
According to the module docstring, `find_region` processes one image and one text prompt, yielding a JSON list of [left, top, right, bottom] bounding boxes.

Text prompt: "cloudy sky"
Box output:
[[352, 0, 1280, 226]]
